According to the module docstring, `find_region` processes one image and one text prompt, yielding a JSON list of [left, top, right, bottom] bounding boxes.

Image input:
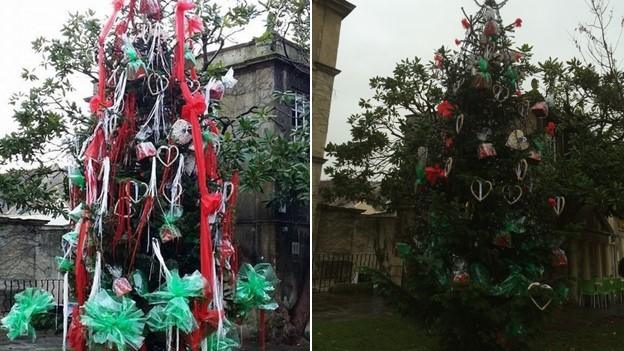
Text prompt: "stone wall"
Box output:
[[0, 218, 65, 280]]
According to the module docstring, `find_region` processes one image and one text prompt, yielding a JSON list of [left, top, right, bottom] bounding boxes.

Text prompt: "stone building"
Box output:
[[311, 0, 355, 249], [206, 36, 310, 308]]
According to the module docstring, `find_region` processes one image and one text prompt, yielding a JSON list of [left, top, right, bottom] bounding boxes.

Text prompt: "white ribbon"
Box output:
[[87, 252, 103, 301]]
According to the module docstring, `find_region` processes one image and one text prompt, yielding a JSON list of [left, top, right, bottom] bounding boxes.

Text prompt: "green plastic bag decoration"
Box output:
[[62, 230, 79, 246], [415, 161, 426, 185], [81, 290, 146, 351], [184, 44, 197, 70], [68, 167, 86, 189], [477, 57, 491, 81], [504, 66, 518, 86], [145, 239, 205, 333], [491, 267, 531, 297], [123, 41, 147, 81], [1, 288, 55, 340], [207, 332, 239, 351], [159, 212, 182, 243], [68, 203, 84, 222], [235, 263, 279, 317], [55, 256, 74, 273]]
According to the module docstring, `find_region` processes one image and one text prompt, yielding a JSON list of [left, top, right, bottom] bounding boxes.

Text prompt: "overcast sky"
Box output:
[[323, 0, 623, 177]]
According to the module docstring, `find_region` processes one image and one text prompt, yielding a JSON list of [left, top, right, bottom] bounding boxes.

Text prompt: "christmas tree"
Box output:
[[396, 1, 571, 349], [2, 0, 282, 350]]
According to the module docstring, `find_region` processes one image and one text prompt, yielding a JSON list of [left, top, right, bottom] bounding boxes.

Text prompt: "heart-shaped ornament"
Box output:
[[515, 159, 528, 181], [157, 145, 180, 168], [493, 84, 509, 102], [455, 114, 464, 134], [502, 185, 523, 205], [506, 130, 530, 150], [518, 100, 530, 118], [527, 282, 554, 311], [470, 178, 493, 202], [444, 157, 454, 177], [125, 181, 149, 204], [113, 198, 135, 218], [553, 196, 565, 216], [163, 183, 183, 204]]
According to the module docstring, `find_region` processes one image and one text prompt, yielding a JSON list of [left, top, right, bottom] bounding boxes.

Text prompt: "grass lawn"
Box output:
[[313, 305, 624, 351]]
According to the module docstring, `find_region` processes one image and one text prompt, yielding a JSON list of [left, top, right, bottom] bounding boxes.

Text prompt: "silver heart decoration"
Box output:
[[444, 157, 454, 177], [125, 181, 149, 204], [113, 197, 135, 218], [157, 145, 180, 168], [470, 178, 493, 202], [502, 185, 523, 205], [518, 100, 530, 118], [527, 282, 553, 311], [493, 84, 509, 102], [456, 114, 464, 134], [163, 183, 183, 204], [515, 159, 528, 181], [553, 196, 565, 216]]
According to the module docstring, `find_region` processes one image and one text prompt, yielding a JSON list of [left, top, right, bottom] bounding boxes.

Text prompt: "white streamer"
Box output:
[[62, 272, 69, 351], [88, 252, 103, 301], [169, 154, 184, 214]]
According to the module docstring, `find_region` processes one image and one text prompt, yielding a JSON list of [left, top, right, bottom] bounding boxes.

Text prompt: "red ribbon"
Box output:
[[93, 0, 123, 115]]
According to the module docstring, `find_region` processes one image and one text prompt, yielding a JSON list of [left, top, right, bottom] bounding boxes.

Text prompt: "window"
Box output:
[[291, 92, 309, 132]]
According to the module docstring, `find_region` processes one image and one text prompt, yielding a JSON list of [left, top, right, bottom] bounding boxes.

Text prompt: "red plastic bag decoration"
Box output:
[[139, 0, 161, 19], [436, 100, 456, 119], [545, 122, 556, 137], [425, 164, 446, 186], [187, 14, 204, 36], [551, 248, 568, 267], [434, 53, 444, 68], [461, 18, 470, 29]]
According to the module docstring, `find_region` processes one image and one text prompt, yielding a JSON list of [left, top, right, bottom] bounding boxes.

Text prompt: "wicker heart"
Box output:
[[157, 145, 179, 168], [470, 178, 493, 202], [493, 84, 509, 102], [455, 114, 464, 134], [553, 196, 565, 216], [113, 197, 135, 218], [528, 282, 553, 311], [502, 185, 523, 205], [163, 183, 183, 204], [125, 180, 149, 204], [444, 157, 454, 177], [515, 159, 528, 181]]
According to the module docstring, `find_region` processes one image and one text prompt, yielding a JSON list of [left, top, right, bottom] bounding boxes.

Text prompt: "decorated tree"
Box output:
[[326, 1, 576, 349], [0, 0, 309, 350]]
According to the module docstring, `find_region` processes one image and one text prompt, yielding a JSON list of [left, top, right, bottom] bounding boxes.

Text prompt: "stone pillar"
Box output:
[[582, 241, 591, 280], [595, 243, 603, 278], [604, 243, 613, 277], [311, 0, 355, 252], [568, 240, 579, 300]]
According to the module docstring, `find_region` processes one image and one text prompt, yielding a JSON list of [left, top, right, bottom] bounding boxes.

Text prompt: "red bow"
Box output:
[[514, 18, 523, 28], [202, 192, 223, 215], [425, 164, 446, 186], [89, 96, 112, 114], [436, 100, 456, 119], [181, 93, 207, 120], [187, 15, 204, 36], [461, 18, 470, 29], [547, 197, 556, 207], [113, 0, 124, 11], [434, 53, 444, 68]]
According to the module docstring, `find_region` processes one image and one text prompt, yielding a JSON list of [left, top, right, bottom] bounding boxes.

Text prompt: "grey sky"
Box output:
[[324, 0, 623, 178]]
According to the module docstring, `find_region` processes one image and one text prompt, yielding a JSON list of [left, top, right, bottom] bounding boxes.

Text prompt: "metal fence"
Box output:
[[0, 279, 63, 315], [312, 253, 381, 292]]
